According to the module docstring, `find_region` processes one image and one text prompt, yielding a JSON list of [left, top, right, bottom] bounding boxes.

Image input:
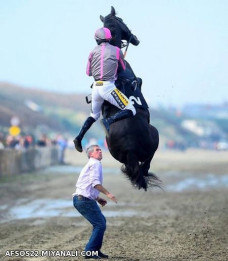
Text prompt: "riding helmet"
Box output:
[[94, 27, 112, 44]]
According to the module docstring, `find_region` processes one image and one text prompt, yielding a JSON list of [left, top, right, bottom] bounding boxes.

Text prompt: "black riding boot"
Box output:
[[73, 116, 96, 152], [101, 109, 134, 136]]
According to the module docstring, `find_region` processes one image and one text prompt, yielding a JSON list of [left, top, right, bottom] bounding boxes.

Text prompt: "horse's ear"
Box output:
[[111, 6, 116, 16], [100, 15, 104, 22]]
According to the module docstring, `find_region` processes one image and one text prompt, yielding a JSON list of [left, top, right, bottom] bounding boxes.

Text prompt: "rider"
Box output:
[[73, 27, 136, 152]]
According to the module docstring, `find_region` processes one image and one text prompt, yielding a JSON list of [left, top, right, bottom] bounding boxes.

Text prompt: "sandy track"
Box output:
[[0, 149, 228, 261]]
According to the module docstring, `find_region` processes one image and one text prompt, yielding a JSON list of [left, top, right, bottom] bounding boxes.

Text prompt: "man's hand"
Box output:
[[107, 193, 117, 203], [97, 197, 107, 207], [94, 184, 118, 203]]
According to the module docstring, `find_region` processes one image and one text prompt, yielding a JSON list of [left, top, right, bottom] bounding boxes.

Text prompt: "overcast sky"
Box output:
[[0, 0, 227, 107]]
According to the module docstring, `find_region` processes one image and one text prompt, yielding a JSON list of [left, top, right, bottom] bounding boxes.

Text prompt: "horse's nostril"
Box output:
[[132, 40, 140, 46]]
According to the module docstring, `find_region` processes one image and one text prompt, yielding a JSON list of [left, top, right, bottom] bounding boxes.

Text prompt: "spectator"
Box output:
[[56, 135, 68, 164], [37, 134, 48, 147]]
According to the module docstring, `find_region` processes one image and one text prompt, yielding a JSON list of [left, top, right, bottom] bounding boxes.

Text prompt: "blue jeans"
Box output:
[[73, 195, 106, 251]]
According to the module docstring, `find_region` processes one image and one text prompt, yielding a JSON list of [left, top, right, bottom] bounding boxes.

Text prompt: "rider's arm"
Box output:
[[117, 47, 126, 72], [86, 51, 93, 76]]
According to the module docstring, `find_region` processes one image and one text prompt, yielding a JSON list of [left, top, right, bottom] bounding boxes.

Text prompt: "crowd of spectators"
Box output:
[[0, 132, 109, 165], [0, 132, 68, 164], [0, 133, 67, 148]]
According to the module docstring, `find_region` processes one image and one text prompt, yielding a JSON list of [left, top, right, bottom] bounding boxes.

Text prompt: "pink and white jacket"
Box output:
[[86, 42, 126, 81]]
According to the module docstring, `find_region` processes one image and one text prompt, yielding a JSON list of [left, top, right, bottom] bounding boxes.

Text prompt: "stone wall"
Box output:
[[0, 147, 59, 177]]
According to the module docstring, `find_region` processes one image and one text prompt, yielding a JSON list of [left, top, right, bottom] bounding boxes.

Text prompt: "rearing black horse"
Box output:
[[100, 7, 161, 191]]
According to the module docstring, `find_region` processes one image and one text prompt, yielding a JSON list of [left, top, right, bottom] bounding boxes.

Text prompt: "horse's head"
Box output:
[[100, 6, 140, 49]]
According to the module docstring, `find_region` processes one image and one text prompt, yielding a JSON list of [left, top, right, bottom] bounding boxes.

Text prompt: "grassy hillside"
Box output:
[[0, 82, 91, 136], [0, 82, 199, 145]]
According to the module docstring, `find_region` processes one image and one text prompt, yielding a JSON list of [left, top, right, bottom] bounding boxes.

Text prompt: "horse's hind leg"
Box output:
[[121, 151, 147, 190], [140, 155, 162, 189], [141, 156, 153, 176]]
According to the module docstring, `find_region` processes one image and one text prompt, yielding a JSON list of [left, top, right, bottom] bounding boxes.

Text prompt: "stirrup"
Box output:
[[73, 138, 83, 152]]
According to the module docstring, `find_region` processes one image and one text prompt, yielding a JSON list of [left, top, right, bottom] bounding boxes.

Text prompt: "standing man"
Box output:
[[73, 145, 117, 259]]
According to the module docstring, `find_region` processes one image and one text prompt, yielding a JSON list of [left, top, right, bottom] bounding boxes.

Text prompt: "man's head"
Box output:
[[86, 145, 102, 161]]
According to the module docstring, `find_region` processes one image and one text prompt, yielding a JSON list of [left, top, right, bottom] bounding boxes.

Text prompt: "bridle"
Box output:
[[123, 34, 133, 58], [112, 16, 134, 58]]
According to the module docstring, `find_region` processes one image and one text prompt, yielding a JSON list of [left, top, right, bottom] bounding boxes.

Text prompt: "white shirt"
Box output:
[[72, 157, 103, 200]]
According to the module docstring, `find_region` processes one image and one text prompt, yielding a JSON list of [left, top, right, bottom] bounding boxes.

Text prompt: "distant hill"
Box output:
[[1, 82, 226, 148], [0, 82, 91, 135]]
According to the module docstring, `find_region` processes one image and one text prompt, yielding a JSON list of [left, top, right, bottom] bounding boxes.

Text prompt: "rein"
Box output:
[[113, 16, 133, 58], [123, 34, 133, 58]]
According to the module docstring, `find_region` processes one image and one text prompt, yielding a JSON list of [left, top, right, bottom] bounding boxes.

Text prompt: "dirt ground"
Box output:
[[0, 149, 228, 261]]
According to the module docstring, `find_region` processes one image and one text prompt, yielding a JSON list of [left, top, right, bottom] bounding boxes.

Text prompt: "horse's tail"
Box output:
[[121, 152, 163, 191], [140, 169, 163, 191]]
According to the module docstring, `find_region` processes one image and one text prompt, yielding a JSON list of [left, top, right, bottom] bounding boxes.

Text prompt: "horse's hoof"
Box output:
[[100, 119, 110, 137], [73, 138, 83, 152]]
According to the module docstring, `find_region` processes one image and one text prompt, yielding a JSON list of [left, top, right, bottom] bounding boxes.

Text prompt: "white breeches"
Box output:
[[90, 81, 136, 120]]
